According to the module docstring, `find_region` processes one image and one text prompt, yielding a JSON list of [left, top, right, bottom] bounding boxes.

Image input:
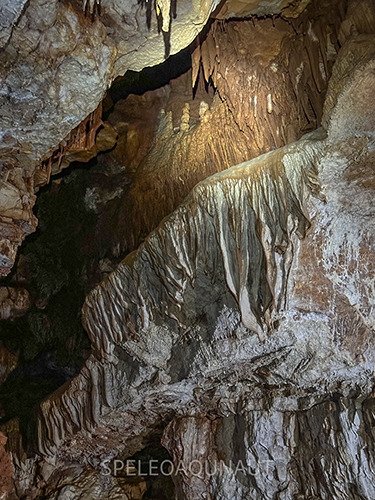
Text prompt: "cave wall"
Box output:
[[0, 0, 349, 379], [2, 13, 373, 495], [106, 0, 349, 257], [0, 0, 222, 276], [1, 0, 375, 498]]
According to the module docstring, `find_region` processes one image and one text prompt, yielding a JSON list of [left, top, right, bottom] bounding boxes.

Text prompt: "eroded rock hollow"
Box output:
[[1, 0, 375, 498]]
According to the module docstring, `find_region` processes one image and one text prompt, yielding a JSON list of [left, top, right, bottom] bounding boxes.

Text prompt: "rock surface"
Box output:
[[112, 0, 347, 257], [5, 22, 372, 495], [0, 0, 315, 278], [0, 287, 30, 321], [0, 431, 16, 499], [0, 342, 18, 386], [0, 0, 27, 48], [1, 1, 375, 498], [0, 0, 222, 276], [214, 0, 312, 19]]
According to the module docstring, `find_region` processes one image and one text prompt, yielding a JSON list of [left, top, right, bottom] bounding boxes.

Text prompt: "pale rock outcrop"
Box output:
[[0, 0, 28, 48]]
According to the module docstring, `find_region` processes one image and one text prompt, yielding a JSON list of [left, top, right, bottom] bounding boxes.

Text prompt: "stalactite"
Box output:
[[192, 0, 346, 143], [156, 0, 172, 32], [85, 0, 175, 33], [35, 103, 103, 188], [83, 0, 100, 16], [91, 131, 325, 352], [30, 129, 327, 463]]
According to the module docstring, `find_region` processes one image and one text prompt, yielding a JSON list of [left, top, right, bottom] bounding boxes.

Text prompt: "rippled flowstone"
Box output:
[[0, 0, 315, 278], [4, 26, 373, 497], [2, 1, 375, 499]]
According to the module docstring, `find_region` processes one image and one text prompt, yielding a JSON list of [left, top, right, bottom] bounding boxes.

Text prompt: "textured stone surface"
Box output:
[[113, 1, 347, 257], [0, 0, 221, 276], [0, 0, 27, 48], [8, 75, 371, 498], [0, 341, 18, 386], [214, 0, 312, 19], [0, 0, 221, 163], [1, 1, 375, 498], [9, 22, 372, 496], [161, 395, 375, 499], [0, 287, 30, 321], [0, 431, 16, 498], [0, 0, 335, 278]]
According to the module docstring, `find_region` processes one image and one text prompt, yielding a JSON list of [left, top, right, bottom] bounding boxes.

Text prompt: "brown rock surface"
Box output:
[[0, 431, 16, 499], [0, 341, 18, 386], [214, 0, 312, 18], [0, 287, 30, 321]]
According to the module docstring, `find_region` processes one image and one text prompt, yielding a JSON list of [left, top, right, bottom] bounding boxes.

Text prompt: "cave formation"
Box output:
[[0, 0, 375, 498]]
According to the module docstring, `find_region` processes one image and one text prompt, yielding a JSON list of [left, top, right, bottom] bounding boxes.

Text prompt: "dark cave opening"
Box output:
[[106, 44, 193, 111], [123, 444, 177, 499]]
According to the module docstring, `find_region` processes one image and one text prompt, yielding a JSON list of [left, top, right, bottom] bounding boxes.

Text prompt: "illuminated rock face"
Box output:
[[0, 0, 222, 276], [34, 137, 375, 498], [113, 0, 347, 258], [19, 38, 373, 497], [1, 1, 375, 498], [0, 0, 343, 276]]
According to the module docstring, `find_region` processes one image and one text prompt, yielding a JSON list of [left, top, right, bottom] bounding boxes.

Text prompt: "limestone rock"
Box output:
[[0, 0, 349, 277], [115, 2, 347, 258], [11, 23, 373, 497], [0, 0, 28, 48], [2, 1, 375, 498], [27, 129, 375, 497], [0, 286, 30, 321]]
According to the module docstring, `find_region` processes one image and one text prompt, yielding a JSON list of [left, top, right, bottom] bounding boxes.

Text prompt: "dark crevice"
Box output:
[[107, 45, 192, 109]]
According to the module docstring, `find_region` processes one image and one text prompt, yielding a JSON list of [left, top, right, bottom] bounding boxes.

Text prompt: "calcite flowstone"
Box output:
[[31, 130, 375, 500], [114, 1, 347, 258], [7, 38, 372, 496], [0, 0, 319, 277], [0, 0, 222, 276], [2, 1, 375, 498]]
